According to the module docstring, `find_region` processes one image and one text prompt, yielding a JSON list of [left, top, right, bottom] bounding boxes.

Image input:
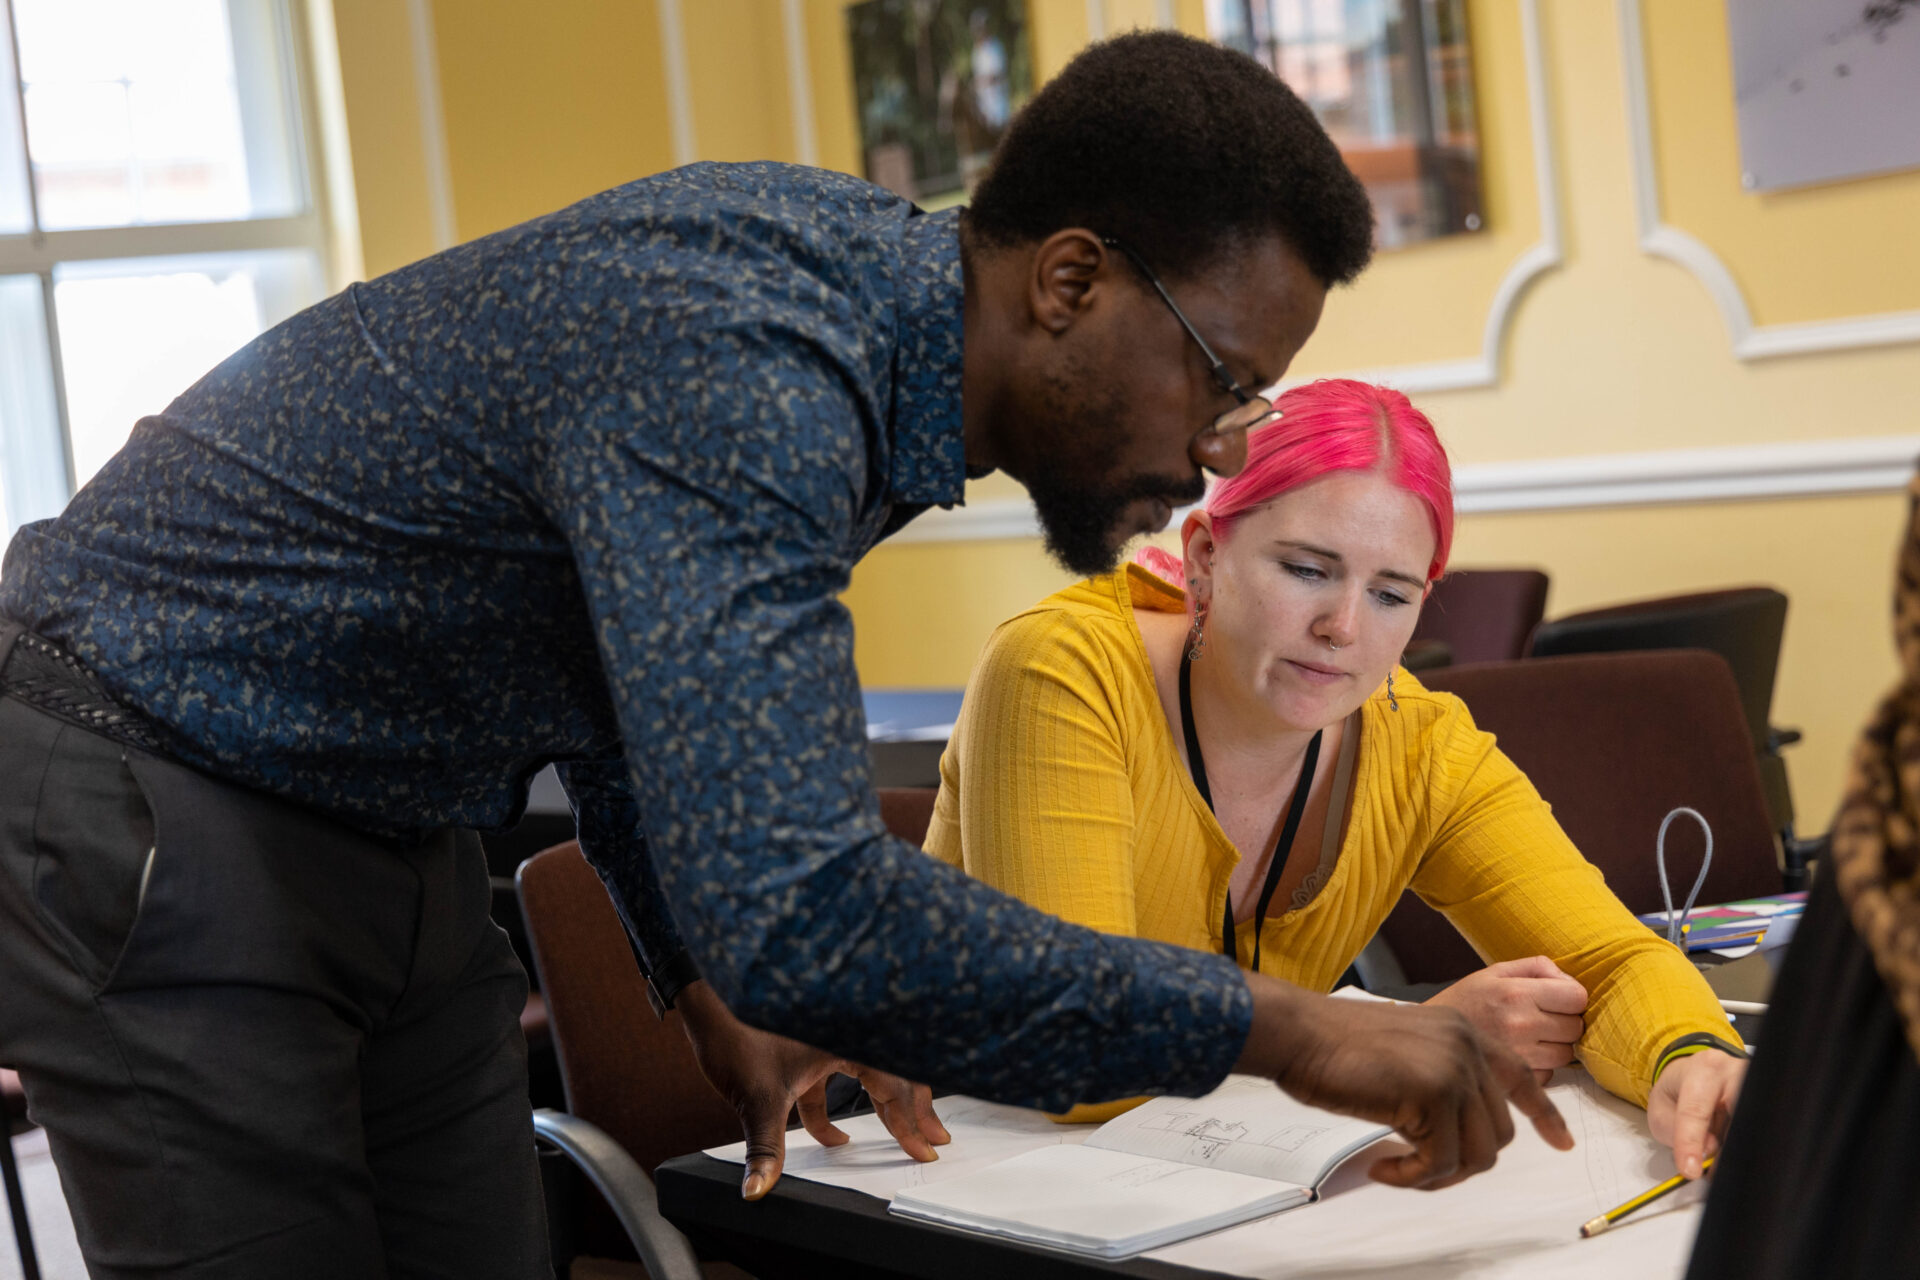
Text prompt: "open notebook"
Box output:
[[888, 1074, 1393, 1259]]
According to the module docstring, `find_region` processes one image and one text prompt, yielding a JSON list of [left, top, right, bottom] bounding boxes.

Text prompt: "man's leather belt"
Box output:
[[0, 623, 165, 753]]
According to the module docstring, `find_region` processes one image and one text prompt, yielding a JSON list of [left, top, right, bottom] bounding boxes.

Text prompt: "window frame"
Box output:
[[0, 0, 346, 534]]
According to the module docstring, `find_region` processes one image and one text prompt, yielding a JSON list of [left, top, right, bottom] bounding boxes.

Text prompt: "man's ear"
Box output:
[[1027, 229, 1113, 336]]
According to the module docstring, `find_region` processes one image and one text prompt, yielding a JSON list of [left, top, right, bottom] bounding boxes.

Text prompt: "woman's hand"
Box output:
[[1647, 1049, 1747, 1180], [674, 980, 951, 1199], [1425, 956, 1588, 1084]]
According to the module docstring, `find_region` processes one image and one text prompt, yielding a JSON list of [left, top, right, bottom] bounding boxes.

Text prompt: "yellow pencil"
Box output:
[[1578, 1157, 1715, 1238]]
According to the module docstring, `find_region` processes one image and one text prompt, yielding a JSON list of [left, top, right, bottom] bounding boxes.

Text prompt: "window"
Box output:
[[0, 0, 337, 548]]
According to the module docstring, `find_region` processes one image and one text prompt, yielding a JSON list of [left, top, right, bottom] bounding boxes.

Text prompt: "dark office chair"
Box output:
[[2, 1068, 40, 1280], [1524, 587, 1803, 866], [1378, 651, 1783, 984], [1411, 567, 1551, 666], [516, 788, 940, 1276]]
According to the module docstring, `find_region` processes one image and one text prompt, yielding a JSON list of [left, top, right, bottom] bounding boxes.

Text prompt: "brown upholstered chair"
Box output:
[[1524, 586, 1800, 841], [1410, 567, 1550, 666], [1376, 651, 1783, 984], [2, 1068, 40, 1280], [516, 787, 940, 1275]]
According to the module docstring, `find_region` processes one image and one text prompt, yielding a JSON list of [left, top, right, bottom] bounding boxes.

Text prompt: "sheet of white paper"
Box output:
[[1084, 1074, 1389, 1186], [891, 1144, 1308, 1258], [1145, 1070, 1703, 1279], [701, 1095, 1094, 1200], [1708, 944, 1760, 959]]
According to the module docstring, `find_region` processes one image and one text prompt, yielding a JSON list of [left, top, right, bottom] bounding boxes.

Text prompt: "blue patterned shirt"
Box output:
[[0, 162, 1253, 1108]]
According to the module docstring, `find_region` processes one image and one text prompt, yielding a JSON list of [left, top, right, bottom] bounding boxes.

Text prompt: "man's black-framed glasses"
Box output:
[[1101, 236, 1283, 443]]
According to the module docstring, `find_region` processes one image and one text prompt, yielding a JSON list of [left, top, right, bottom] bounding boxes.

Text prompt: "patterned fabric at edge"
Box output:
[[1827, 469, 1920, 1064], [0, 161, 1253, 1109]]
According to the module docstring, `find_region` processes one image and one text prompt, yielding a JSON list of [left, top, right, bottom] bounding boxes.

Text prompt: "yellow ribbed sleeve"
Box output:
[[925, 567, 1737, 1117]]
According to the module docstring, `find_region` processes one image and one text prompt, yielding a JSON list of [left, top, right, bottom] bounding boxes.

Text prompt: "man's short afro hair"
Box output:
[[965, 30, 1374, 287]]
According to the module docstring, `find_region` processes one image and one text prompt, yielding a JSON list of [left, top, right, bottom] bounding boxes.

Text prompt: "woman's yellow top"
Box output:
[[926, 566, 1737, 1118]]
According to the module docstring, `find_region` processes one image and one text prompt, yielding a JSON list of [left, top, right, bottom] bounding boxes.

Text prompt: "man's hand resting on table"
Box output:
[[1647, 1049, 1746, 1181], [673, 981, 951, 1200], [1234, 973, 1575, 1190], [1426, 956, 1589, 1084]]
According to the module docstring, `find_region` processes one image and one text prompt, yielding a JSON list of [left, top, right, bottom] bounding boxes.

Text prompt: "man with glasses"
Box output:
[[0, 30, 1565, 1279]]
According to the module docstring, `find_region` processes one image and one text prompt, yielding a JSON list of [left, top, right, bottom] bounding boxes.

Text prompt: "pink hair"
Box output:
[[1135, 378, 1454, 587]]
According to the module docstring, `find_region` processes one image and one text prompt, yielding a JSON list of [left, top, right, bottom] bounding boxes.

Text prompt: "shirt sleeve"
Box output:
[[1407, 699, 1740, 1105], [539, 325, 1252, 1112], [925, 609, 1143, 939], [553, 757, 699, 1004]]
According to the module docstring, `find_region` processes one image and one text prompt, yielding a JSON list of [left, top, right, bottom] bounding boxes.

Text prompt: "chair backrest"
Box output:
[[1412, 568, 1551, 666], [514, 786, 943, 1173], [516, 842, 738, 1175], [1524, 587, 1787, 752], [1378, 651, 1782, 983]]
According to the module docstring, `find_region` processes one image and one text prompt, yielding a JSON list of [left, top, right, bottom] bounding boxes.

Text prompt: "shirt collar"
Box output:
[[888, 208, 966, 508]]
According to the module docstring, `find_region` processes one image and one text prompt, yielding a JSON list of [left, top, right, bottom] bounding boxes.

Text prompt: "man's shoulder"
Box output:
[[573, 162, 914, 240]]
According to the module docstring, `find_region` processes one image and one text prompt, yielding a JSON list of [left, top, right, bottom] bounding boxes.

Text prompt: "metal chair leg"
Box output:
[[0, 1127, 42, 1280]]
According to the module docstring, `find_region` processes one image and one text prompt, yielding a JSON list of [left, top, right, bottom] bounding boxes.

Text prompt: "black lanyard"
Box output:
[[1178, 651, 1321, 976]]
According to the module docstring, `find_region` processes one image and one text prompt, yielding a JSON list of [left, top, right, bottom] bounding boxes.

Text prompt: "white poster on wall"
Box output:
[[1727, 0, 1920, 191]]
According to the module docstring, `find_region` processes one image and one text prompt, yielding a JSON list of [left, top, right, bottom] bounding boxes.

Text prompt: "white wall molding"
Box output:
[[1451, 434, 1920, 513], [780, 0, 818, 167], [1617, 0, 1920, 361], [403, 0, 456, 250], [883, 435, 1920, 544], [1086, 0, 1106, 41], [1286, 0, 1562, 397], [656, 0, 696, 167]]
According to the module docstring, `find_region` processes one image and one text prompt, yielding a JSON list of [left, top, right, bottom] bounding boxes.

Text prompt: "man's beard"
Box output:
[[1024, 368, 1206, 577], [1027, 467, 1207, 576]]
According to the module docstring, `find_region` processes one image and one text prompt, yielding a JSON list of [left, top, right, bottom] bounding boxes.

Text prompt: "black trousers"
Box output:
[[0, 693, 551, 1279], [1686, 865, 1920, 1278]]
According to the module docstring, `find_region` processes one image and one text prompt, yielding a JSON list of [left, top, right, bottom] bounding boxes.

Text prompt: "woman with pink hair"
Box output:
[[926, 378, 1746, 1175]]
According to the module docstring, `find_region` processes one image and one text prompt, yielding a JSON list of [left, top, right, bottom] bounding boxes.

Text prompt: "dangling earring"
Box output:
[[1187, 602, 1208, 661], [1387, 669, 1399, 712]]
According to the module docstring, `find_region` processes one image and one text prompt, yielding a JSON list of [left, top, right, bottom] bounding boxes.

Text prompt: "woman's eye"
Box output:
[[1374, 588, 1411, 607], [1282, 561, 1325, 582]]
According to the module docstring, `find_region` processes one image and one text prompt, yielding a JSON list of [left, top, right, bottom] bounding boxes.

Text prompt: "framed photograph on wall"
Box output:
[[846, 0, 1032, 207], [1208, 0, 1485, 250], [1727, 0, 1920, 192]]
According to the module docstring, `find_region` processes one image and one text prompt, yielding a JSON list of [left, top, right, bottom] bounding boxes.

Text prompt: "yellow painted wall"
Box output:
[[324, 0, 1920, 826], [684, 1, 797, 163], [326, 0, 443, 277], [430, 0, 676, 241]]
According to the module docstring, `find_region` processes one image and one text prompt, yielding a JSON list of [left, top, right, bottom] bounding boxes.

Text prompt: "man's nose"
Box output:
[[1191, 426, 1249, 478]]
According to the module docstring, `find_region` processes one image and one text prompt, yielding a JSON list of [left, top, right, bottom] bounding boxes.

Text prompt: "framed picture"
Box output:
[[1208, 0, 1485, 250], [846, 0, 1032, 206], [1727, 0, 1920, 192]]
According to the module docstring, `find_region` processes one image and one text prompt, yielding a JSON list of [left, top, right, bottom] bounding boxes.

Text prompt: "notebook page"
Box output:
[[1085, 1074, 1392, 1187], [890, 1143, 1310, 1258]]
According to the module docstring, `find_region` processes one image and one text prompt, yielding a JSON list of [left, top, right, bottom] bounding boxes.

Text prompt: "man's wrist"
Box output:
[[641, 946, 705, 1019], [1232, 972, 1314, 1081]]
